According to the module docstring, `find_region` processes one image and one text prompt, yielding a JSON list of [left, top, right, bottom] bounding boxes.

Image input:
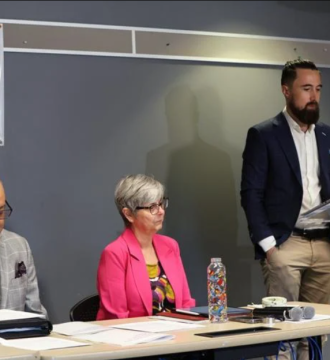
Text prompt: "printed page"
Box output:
[[53, 321, 109, 336], [74, 328, 174, 346]]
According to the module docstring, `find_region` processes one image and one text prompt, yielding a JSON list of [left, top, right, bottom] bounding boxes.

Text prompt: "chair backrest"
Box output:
[[70, 294, 100, 322]]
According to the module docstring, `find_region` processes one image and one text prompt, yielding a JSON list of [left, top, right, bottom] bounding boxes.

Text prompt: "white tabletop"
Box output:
[[0, 346, 38, 360], [30, 302, 330, 360]]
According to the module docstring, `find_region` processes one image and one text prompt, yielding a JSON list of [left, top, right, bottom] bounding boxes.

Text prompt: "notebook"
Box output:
[[174, 306, 252, 318]]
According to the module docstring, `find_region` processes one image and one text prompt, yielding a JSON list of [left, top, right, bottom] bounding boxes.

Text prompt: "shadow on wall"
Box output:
[[146, 85, 252, 306]]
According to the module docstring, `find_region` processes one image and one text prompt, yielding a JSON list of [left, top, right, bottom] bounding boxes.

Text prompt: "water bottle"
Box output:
[[207, 257, 227, 323]]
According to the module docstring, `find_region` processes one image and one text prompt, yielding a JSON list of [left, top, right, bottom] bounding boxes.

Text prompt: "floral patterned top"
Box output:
[[147, 262, 175, 315]]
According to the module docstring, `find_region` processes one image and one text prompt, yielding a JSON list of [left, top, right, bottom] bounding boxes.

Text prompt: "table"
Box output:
[[0, 346, 38, 360], [19, 303, 330, 359]]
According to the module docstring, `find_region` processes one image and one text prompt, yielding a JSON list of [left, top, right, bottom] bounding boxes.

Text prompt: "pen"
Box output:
[[175, 309, 201, 316]]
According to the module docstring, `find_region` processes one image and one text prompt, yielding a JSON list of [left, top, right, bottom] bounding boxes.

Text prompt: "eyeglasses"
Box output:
[[136, 197, 169, 215], [0, 200, 12, 219]]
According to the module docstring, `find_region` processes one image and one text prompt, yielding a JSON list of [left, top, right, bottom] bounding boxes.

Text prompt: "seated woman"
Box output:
[[97, 174, 195, 320]]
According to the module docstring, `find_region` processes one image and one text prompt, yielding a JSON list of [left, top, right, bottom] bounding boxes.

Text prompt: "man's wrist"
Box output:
[[259, 236, 276, 252]]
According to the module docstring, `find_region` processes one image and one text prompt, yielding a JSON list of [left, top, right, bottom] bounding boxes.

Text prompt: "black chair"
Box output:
[[69, 294, 100, 321]]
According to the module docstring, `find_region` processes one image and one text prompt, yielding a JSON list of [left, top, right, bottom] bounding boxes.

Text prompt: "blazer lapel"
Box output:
[[274, 113, 302, 186], [122, 229, 152, 315], [0, 234, 8, 309], [153, 236, 182, 307], [315, 124, 329, 176]]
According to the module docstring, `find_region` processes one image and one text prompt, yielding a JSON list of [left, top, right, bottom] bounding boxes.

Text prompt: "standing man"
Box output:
[[241, 59, 330, 359], [0, 180, 47, 316]]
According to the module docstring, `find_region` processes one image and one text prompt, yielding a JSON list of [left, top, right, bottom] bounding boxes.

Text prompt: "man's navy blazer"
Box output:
[[241, 112, 330, 259]]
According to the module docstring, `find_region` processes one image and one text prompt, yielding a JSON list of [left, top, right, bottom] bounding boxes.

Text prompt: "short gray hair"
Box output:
[[115, 174, 165, 227]]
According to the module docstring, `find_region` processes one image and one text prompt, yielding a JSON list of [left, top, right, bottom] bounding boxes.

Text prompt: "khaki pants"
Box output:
[[261, 236, 330, 360]]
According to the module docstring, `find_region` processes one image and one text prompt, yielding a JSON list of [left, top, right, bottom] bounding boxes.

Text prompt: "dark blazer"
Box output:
[[241, 112, 330, 259]]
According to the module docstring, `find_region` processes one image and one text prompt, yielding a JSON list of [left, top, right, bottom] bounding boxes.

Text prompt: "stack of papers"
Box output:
[[53, 322, 110, 336], [0, 337, 90, 351], [67, 320, 203, 346], [47, 319, 204, 347], [73, 328, 174, 346]]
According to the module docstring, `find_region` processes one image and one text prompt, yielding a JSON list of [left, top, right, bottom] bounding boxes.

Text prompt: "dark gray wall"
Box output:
[[0, 2, 330, 339]]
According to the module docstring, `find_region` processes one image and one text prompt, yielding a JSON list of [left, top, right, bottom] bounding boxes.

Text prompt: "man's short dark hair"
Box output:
[[281, 59, 319, 86]]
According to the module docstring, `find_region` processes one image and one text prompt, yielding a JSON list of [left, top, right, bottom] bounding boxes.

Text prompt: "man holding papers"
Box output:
[[241, 59, 330, 359], [0, 181, 47, 317]]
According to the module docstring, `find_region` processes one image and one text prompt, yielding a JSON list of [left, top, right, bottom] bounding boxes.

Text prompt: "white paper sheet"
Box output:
[[247, 303, 302, 309], [0, 309, 45, 321], [285, 314, 330, 323], [0, 337, 90, 351], [53, 322, 109, 336], [74, 328, 174, 346], [110, 320, 205, 332]]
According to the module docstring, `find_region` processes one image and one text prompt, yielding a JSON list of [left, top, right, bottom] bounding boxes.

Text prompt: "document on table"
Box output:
[[0, 337, 90, 351], [285, 314, 330, 323], [53, 321, 110, 336], [110, 320, 205, 332], [73, 328, 174, 346], [0, 309, 46, 321]]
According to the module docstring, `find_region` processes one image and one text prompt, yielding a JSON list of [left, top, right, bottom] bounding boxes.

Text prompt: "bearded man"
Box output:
[[241, 58, 330, 360]]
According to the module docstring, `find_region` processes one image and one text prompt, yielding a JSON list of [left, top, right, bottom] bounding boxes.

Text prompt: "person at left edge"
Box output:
[[97, 174, 195, 320], [0, 180, 47, 317]]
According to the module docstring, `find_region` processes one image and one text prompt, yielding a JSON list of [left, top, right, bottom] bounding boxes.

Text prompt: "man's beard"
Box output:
[[288, 100, 320, 125]]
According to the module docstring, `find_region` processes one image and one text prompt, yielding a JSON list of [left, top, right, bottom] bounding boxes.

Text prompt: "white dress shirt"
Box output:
[[259, 107, 322, 252]]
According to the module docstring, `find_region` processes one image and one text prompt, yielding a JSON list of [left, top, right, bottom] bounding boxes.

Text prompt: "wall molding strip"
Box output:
[[1, 19, 330, 67]]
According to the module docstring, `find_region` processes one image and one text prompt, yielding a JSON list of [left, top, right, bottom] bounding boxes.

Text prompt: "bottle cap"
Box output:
[[211, 258, 222, 263]]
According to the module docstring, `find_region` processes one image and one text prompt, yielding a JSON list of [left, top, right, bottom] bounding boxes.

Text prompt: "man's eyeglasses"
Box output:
[[0, 200, 13, 219], [136, 197, 169, 215]]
